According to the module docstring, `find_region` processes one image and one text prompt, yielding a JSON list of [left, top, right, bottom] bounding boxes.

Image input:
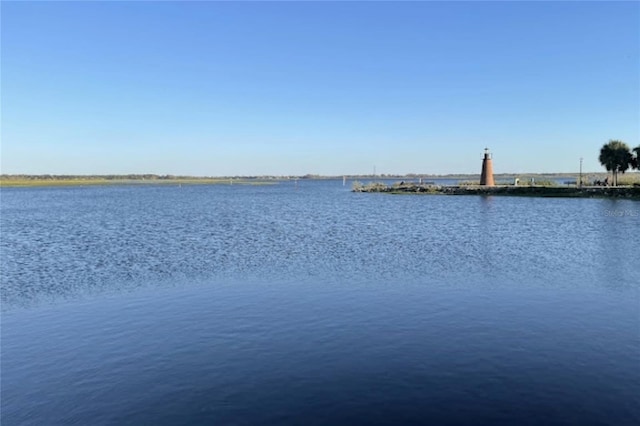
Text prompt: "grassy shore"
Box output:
[[0, 177, 277, 188]]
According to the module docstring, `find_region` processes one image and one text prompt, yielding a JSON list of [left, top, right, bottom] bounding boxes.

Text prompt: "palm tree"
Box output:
[[598, 140, 632, 186], [632, 146, 640, 170]]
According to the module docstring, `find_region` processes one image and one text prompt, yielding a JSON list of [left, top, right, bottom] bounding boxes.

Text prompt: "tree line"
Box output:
[[599, 140, 640, 186]]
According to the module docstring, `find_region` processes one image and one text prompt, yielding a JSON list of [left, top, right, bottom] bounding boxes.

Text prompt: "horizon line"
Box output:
[[2, 171, 632, 179]]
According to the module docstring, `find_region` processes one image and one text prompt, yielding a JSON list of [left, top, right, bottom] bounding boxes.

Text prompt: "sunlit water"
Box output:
[[1, 180, 638, 425]]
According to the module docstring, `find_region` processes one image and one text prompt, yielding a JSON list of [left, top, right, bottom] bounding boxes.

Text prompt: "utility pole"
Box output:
[[579, 157, 583, 188]]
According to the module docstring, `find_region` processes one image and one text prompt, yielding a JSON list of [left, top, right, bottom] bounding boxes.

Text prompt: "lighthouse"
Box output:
[[480, 148, 495, 186]]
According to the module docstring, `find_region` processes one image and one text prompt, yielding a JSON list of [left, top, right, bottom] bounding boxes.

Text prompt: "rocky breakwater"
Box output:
[[352, 182, 640, 199]]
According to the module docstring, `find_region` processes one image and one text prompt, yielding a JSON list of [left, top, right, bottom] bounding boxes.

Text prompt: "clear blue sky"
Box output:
[[2, 1, 638, 176]]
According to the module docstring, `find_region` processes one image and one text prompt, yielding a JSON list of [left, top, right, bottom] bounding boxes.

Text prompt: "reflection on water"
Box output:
[[1, 181, 639, 425]]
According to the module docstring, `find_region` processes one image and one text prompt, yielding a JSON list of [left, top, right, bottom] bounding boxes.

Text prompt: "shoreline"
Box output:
[[353, 183, 640, 200], [0, 178, 278, 188]]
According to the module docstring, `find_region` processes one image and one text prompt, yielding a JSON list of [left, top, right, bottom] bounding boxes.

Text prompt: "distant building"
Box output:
[[480, 148, 495, 186]]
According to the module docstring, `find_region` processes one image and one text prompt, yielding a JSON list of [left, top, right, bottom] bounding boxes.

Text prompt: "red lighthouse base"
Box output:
[[480, 149, 495, 186]]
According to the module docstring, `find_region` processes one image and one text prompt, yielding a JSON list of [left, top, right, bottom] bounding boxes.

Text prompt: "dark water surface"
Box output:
[[2, 181, 639, 425]]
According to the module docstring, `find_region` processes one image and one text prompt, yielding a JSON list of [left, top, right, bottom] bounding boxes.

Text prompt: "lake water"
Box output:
[[1, 180, 639, 425]]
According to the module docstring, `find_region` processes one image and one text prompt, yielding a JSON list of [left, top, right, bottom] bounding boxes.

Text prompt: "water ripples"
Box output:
[[1, 182, 638, 308]]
